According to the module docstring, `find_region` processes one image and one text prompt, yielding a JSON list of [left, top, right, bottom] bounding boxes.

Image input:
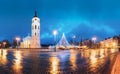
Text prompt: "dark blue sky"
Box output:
[[0, 0, 120, 44]]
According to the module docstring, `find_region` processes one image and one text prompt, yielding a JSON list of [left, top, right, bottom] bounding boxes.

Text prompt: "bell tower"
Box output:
[[31, 11, 40, 48]]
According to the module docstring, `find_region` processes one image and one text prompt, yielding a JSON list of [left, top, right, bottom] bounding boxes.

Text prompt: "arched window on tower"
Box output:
[[35, 32, 36, 36], [38, 26, 39, 29], [35, 25, 37, 29]]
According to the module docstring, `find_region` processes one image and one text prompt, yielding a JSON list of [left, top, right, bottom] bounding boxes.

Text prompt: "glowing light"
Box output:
[[72, 35, 76, 38], [53, 30, 58, 36], [82, 45, 87, 49], [0, 50, 8, 65], [0, 50, 1, 55], [106, 44, 109, 47], [16, 37, 21, 41], [89, 49, 99, 72], [15, 37, 21, 48], [70, 50, 77, 70], [100, 49, 105, 58], [92, 37, 97, 42], [3, 42, 7, 48], [112, 42, 116, 47], [50, 57, 59, 74], [90, 49, 97, 64], [58, 51, 70, 61], [84, 50, 90, 58], [111, 49, 116, 53], [12, 50, 22, 74]]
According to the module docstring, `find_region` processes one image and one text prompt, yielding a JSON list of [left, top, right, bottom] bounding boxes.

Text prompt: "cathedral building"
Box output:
[[20, 11, 41, 48]]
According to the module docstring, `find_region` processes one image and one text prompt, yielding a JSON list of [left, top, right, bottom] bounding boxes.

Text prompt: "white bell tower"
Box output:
[[31, 11, 40, 48]]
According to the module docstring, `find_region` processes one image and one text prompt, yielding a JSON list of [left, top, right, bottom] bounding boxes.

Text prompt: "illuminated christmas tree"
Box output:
[[57, 33, 69, 46]]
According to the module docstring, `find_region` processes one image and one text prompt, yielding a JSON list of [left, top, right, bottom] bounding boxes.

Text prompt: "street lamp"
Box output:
[[53, 30, 58, 51], [16, 37, 21, 49], [92, 37, 97, 44], [92, 37, 97, 48], [3, 42, 6, 48], [72, 35, 76, 45]]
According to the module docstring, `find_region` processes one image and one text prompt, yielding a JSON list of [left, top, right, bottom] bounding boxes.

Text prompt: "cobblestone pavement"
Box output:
[[111, 53, 120, 74], [0, 49, 118, 74]]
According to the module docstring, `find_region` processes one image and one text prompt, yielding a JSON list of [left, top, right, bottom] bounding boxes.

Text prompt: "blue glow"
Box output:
[[0, 0, 119, 44], [58, 50, 70, 62]]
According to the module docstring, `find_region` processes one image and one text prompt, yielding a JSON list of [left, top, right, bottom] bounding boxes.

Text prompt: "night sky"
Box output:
[[0, 0, 120, 44]]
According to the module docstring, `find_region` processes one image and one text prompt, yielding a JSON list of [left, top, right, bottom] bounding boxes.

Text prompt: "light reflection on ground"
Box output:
[[12, 50, 22, 74], [0, 48, 118, 74]]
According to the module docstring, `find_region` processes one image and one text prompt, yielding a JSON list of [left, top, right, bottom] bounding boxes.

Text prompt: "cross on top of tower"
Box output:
[[34, 10, 37, 17]]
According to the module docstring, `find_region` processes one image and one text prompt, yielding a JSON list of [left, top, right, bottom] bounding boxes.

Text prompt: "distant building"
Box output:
[[100, 37, 118, 48], [20, 11, 40, 48], [20, 35, 31, 48], [83, 39, 93, 48]]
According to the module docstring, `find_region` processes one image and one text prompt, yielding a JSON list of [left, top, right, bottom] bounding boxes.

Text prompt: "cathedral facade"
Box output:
[[20, 11, 41, 48]]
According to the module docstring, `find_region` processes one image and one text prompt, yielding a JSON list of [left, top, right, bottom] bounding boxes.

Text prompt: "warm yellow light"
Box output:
[[70, 50, 77, 71], [100, 49, 104, 58], [106, 44, 108, 47], [90, 50, 97, 64], [0, 50, 8, 65], [3, 42, 6, 45], [111, 49, 115, 53], [12, 50, 22, 74], [101, 41, 103, 44], [50, 57, 59, 74], [83, 45, 87, 48], [89, 49, 98, 72], [112, 42, 116, 46], [16, 37, 20, 41], [0, 50, 1, 55]]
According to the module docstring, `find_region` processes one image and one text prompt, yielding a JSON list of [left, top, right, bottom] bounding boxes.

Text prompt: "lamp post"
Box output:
[[92, 37, 97, 44], [53, 30, 58, 51], [92, 37, 97, 48], [72, 35, 76, 45], [3, 42, 6, 48], [16, 37, 21, 49]]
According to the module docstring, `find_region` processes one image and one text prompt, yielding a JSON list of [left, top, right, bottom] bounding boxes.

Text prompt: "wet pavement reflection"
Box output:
[[0, 48, 118, 74]]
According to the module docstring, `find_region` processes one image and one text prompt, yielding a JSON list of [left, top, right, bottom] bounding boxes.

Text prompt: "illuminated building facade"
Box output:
[[20, 11, 40, 48], [20, 35, 31, 48], [100, 37, 118, 48], [31, 11, 40, 48]]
